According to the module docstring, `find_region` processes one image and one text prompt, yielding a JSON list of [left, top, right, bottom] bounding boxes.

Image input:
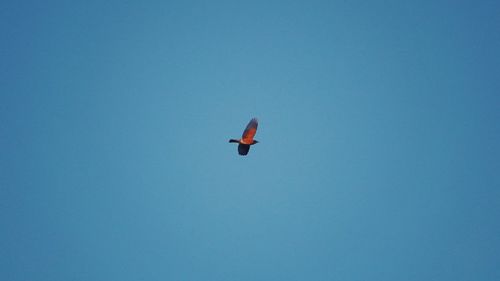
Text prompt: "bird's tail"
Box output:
[[229, 139, 239, 143]]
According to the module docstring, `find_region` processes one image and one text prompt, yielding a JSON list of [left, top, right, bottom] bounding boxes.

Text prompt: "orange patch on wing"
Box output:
[[241, 128, 256, 144]]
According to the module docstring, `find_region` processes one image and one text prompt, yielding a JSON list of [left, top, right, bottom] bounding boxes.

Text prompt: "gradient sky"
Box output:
[[1, 1, 500, 280]]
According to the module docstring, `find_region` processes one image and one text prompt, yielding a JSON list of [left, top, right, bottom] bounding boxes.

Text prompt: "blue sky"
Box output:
[[1, 1, 499, 280]]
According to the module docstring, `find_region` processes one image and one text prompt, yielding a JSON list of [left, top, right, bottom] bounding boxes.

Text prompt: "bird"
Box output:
[[229, 118, 259, 156]]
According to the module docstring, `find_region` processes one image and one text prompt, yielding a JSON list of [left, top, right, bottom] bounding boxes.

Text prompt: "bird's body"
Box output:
[[229, 118, 259, 155]]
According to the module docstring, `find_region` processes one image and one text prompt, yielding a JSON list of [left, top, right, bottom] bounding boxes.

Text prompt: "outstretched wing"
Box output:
[[238, 144, 250, 155], [241, 118, 258, 144]]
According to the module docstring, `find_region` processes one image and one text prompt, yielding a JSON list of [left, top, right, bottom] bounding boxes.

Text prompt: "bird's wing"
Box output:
[[241, 118, 258, 143], [238, 144, 250, 155]]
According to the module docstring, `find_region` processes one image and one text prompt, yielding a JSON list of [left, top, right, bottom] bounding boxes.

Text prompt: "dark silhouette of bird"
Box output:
[[229, 118, 259, 155]]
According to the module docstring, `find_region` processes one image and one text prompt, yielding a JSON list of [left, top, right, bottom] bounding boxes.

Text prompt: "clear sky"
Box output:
[[1, 1, 499, 280]]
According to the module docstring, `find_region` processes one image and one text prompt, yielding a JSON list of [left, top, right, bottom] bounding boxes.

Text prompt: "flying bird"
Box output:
[[229, 118, 259, 156]]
